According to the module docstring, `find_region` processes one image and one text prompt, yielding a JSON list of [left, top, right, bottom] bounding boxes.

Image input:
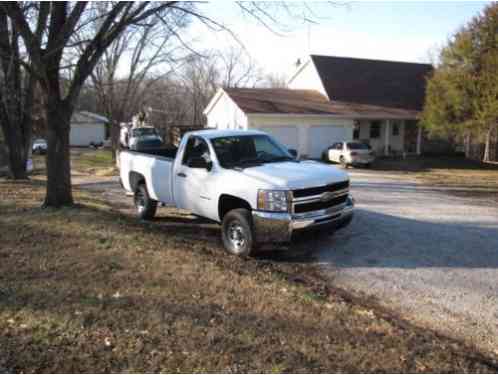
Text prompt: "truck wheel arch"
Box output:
[[218, 194, 252, 221], [129, 171, 146, 192]]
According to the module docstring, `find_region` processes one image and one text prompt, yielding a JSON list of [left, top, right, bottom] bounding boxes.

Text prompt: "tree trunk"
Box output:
[[0, 112, 31, 179], [44, 98, 73, 207], [110, 118, 119, 163], [464, 133, 471, 158], [6, 142, 28, 179], [483, 127, 492, 162], [2, 129, 26, 179]]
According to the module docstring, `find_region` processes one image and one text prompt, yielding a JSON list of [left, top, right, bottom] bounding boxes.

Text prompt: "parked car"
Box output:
[[32, 139, 47, 154], [120, 129, 354, 256], [322, 141, 375, 168]]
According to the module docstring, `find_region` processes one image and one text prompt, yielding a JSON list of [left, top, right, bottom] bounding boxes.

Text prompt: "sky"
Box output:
[[186, 1, 490, 77]]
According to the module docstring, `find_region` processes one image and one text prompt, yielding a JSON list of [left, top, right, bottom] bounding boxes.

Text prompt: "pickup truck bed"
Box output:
[[123, 146, 177, 159]]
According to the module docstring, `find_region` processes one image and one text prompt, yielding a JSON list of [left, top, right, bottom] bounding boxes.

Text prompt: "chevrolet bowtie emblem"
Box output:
[[321, 191, 335, 202]]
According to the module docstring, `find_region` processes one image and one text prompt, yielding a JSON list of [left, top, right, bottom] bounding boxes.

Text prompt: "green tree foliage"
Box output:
[[422, 3, 498, 161]]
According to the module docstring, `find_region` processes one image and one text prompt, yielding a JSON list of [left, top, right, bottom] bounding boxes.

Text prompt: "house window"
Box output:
[[392, 121, 400, 136], [370, 121, 381, 139]]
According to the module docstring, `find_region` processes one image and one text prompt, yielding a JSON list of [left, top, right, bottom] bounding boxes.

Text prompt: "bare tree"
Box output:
[[86, 7, 191, 157], [2, 2, 195, 206], [1, 1, 327, 207], [217, 46, 263, 88], [0, 6, 36, 179], [261, 71, 288, 88], [180, 52, 220, 125]]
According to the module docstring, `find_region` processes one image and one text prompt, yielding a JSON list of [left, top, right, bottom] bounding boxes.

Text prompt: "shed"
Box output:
[[70, 111, 108, 147]]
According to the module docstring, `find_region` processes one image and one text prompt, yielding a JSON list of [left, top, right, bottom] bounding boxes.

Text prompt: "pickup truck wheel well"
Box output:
[[129, 171, 145, 192], [218, 195, 251, 221]]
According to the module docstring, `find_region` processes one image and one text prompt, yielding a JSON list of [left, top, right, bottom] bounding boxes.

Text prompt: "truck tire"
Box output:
[[134, 184, 157, 220], [221, 208, 254, 256]]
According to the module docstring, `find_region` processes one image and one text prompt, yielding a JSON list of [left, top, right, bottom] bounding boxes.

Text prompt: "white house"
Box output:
[[70, 111, 108, 147], [204, 55, 433, 158]]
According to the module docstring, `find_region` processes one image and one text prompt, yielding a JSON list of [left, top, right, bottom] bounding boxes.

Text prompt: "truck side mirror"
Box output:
[[188, 157, 212, 171], [288, 149, 298, 159]]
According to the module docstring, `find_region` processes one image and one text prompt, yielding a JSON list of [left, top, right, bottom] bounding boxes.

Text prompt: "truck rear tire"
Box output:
[[221, 208, 254, 256], [134, 184, 157, 220]]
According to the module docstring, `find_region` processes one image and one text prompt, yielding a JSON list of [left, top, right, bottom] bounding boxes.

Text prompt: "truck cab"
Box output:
[[120, 129, 354, 256]]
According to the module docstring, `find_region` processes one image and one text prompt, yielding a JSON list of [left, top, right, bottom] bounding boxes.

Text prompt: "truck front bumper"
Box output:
[[252, 197, 354, 244]]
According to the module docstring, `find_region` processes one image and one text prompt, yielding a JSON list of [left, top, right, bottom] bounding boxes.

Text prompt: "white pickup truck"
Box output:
[[120, 129, 354, 256]]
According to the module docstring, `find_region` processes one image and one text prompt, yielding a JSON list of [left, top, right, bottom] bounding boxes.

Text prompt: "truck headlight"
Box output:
[[257, 190, 290, 212]]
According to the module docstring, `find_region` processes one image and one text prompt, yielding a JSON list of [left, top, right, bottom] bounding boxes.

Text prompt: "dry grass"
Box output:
[[1, 180, 498, 372], [32, 148, 117, 178], [71, 149, 116, 176], [372, 156, 498, 191]]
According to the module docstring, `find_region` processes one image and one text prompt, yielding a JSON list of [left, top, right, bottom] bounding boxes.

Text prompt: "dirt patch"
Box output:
[[1, 179, 498, 372]]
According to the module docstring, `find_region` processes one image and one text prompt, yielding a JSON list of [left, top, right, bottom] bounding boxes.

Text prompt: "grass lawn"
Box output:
[[1, 179, 497, 372], [32, 148, 117, 178], [372, 156, 498, 190]]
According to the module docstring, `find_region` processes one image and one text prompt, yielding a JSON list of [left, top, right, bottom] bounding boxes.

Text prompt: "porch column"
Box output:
[[416, 124, 422, 155], [400, 120, 406, 154], [384, 120, 390, 156]]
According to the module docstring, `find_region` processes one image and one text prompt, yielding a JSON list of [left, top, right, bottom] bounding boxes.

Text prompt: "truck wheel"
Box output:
[[221, 208, 254, 256], [134, 184, 157, 220]]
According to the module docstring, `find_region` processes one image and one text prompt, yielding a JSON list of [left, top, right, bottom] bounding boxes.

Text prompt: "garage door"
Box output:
[[258, 126, 299, 151], [70, 123, 106, 146], [308, 126, 347, 158]]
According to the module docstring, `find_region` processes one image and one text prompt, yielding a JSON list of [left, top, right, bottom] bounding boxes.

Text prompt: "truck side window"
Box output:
[[182, 136, 210, 165]]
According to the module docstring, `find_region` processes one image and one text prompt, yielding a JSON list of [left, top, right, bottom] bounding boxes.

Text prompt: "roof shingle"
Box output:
[[311, 55, 433, 111], [223, 88, 419, 118]]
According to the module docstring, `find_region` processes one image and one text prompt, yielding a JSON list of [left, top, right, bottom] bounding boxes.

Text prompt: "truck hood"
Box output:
[[240, 160, 349, 189]]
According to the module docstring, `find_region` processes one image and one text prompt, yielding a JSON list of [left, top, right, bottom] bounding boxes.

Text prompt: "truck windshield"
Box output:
[[211, 134, 294, 168]]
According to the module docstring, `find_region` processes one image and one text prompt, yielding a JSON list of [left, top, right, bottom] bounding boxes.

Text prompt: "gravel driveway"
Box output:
[[314, 169, 498, 355], [75, 170, 498, 354]]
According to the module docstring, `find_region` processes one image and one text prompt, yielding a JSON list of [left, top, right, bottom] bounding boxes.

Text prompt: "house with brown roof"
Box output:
[[203, 55, 433, 158]]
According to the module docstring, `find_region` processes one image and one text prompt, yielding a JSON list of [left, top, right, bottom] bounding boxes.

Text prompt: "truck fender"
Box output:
[[129, 171, 146, 192], [218, 194, 252, 222]]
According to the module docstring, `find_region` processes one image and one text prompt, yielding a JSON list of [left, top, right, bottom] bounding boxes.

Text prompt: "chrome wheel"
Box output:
[[228, 221, 246, 252]]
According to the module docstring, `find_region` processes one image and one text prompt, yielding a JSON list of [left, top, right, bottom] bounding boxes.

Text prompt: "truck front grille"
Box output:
[[292, 180, 349, 198], [293, 194, 348, 214]]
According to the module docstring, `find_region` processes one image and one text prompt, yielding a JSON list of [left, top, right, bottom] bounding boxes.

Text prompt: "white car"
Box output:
[[32, 139, 47, 154], [120, 129, 354, 256], [323, 141, 375, 168]]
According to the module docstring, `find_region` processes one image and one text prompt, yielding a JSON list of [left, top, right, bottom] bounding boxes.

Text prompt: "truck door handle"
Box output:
[[177, 172, 187, 178]]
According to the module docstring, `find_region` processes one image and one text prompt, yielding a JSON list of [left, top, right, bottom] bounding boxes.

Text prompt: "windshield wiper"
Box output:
[[266, 156, 296, 163], [238, 158, 265, 165], [226, 156, 295, 169], [224, 158, 263, 169]]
